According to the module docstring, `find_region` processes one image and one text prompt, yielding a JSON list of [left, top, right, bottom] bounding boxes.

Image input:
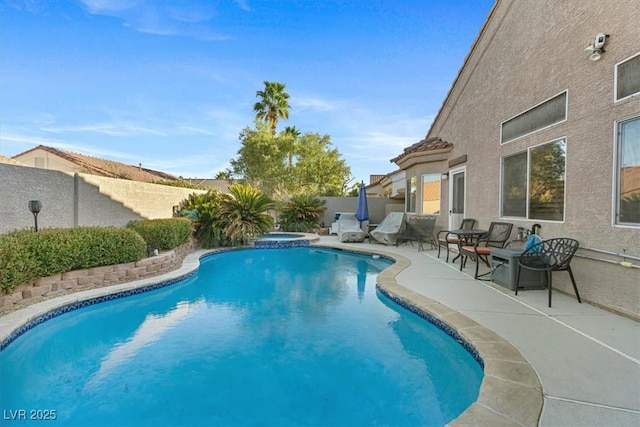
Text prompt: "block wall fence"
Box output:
[[0, 164, 205, 234]]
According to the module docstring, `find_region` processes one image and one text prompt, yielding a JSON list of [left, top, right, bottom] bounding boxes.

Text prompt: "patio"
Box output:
[[321, 235, 640, 426]]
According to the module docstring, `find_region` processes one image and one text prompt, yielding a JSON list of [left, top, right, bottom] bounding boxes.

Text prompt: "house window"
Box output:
[[616, 117, 640, 225], [421, 173, 441, 214], [501, 138, 566, 221], [406, 176, 417, 213], [501, 91, 567, 144], [615, 52, 640, 101]]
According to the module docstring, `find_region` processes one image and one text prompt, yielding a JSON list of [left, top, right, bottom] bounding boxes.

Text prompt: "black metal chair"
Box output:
[[396, 215, 437, 252], [437, 218, 477, 262], [460, 222, 513, 279], [515, 238, 581, 307]]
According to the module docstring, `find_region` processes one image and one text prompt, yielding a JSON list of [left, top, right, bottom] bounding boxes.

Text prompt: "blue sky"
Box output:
[[0, 0, 494, 185]]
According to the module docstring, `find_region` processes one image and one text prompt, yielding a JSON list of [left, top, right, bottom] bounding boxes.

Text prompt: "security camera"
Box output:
[[594, 33, 608, 49]]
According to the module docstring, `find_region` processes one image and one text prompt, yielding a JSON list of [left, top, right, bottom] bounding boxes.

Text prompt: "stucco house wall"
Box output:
[[403, 0, 639, 317]]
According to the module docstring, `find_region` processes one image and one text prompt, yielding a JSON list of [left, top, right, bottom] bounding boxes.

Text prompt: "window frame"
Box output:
[[500, 90, 568, 145], [420, 173, 442, 215], [614, 51, 640, 103], [613, 115, 640, 228], [405, 176, 417, 213], [500, 137, 567, 222]]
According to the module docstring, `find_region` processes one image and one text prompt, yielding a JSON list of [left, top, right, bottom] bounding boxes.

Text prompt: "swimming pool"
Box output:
[[256, 232, 305, 240], [253, 232, 317, 248], [0, 247, 483, 426]]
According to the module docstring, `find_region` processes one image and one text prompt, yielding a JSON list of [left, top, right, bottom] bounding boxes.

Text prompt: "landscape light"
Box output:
[[28, 200, 42, 232]]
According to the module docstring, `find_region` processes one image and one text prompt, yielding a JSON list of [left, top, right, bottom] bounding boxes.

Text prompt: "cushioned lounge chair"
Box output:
[[337, 213, 366, 243], [370, 212, 406, 245]]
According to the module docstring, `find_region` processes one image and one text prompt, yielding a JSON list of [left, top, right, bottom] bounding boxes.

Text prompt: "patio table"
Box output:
[[449, 229, 488, 264]]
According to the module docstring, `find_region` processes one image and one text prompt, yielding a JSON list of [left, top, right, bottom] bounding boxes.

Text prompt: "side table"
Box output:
[[490, 248, 546, 291]]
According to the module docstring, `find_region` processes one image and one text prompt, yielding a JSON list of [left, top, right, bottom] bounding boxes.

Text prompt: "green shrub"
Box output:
[[179, 189, 232, 248], [278, 195, 326, 232], [0, 227, 146, 293], [126, 218, 192, 250]]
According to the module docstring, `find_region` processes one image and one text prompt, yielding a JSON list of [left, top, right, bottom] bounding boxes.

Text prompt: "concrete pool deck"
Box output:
[[1, 238, 638, 426], [324, 236, 639, 427]]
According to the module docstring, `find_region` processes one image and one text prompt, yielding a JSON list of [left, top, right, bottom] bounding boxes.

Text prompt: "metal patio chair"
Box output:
[[515, 237, 582, 307], [437, 218, 477, 262], [460, 222, 513, 279]]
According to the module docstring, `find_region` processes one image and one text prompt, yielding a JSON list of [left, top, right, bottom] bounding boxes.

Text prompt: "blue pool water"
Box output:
[[0, 247, 482, 426]]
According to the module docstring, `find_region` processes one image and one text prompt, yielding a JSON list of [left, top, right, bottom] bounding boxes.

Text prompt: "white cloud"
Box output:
[[233, 0, 252, 12], [293, 96, 339, 112], [78, 0, 229, 41], [41, 122, 167, 137], [0, 132, 136, 160]]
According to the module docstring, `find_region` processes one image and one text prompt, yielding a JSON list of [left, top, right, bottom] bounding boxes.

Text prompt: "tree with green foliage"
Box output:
[[254, 81, 291, 136], [230, 121, 286, 196], [214, 169, 234, 182], [230, 122, 351, 198], [292, 132, 351, 196]]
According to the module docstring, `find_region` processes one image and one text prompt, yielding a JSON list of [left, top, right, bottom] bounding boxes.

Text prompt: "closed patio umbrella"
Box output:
[[356, 181, 369, 226]]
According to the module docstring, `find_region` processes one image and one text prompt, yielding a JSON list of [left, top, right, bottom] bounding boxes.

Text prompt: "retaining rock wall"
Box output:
[[0, 242, 194, 314]]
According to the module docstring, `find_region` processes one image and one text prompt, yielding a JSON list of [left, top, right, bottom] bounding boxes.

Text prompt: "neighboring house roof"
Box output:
[[182, 178, 231, 192], [390, 137, 453, 164], [0, 155, 25, 165], [422, 180, 441, 202], [12, 145, 177, 183], [369, 174, 386, 185]]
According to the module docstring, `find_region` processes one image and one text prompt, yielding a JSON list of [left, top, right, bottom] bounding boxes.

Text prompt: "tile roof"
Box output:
[[0, 155, 25, 166], [390, 137, 452, 163], [13, 145, 177, 183]]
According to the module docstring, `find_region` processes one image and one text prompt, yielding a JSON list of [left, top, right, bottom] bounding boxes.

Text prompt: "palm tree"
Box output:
[[254, 81, 291, 136], [220, 184, 275, 245], [281, 126, 300, 168]]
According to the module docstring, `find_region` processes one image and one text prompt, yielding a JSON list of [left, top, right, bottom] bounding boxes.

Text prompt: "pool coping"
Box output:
[[0, 245, 542, 426]]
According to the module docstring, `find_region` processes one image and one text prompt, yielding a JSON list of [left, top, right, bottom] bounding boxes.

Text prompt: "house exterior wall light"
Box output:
[[28, 200, 42, 231], [584, 33, 609, 61]]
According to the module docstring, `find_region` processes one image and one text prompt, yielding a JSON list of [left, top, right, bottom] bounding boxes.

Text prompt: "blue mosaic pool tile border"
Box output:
[[254, 239, 310, 249], [1, 270, 196, 351], [377, 286, 484, 369]]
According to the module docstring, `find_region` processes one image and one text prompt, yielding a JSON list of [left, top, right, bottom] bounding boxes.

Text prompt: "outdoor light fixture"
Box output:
[[441, 172, 449, 180], [584, 33, 609, 61], [28, 200, 42, 231]]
